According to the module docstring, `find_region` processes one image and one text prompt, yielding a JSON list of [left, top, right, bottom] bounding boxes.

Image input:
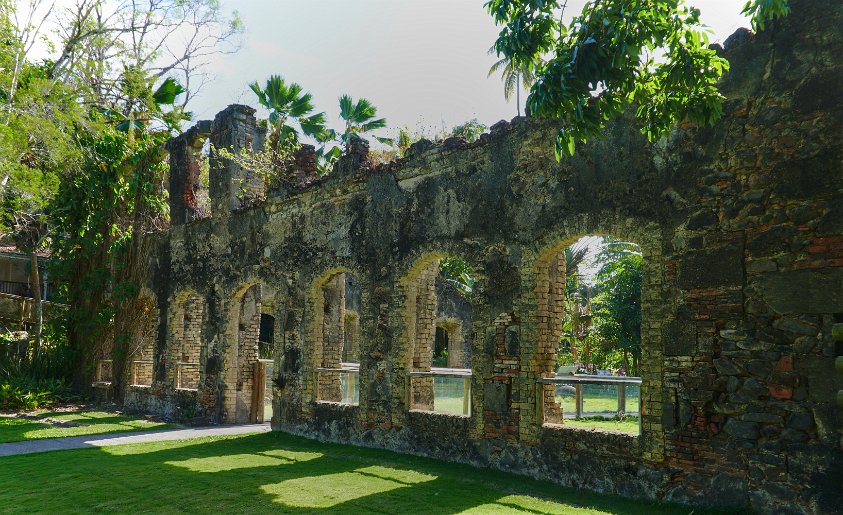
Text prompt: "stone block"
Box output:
[[678, 244, 744, 289], [757, 269, 843, 314]]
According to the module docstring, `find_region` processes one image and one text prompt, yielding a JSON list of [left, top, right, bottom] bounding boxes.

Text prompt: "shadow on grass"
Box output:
[[0, 410, 173, 443], [0, 432, 737, 514]]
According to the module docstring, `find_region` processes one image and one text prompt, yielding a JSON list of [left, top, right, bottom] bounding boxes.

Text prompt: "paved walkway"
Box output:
[[0, 424, 271, 457]]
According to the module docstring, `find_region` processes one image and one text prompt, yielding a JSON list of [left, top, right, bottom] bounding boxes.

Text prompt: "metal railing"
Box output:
[[175, 362, 200, 390], [0, 280, 52, 300], [407, 367, 472, 417], [130, 360, 154, 387], [537, 374, 642, 433], [314, 362, 360, 405]]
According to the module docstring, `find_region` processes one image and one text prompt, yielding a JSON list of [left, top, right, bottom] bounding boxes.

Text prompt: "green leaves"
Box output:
[[151, 77, 185, 106], [742, 0, 790, 31], [334, 94, 390, 151], [250, 74, 327, 158], [488, 0, 747, 159]]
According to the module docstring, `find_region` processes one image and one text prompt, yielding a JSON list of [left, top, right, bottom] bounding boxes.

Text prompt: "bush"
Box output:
[[0, 319, 78, 411]]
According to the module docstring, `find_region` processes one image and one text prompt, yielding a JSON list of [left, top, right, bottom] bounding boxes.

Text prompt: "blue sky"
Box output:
[[193, 1, 751, 139]]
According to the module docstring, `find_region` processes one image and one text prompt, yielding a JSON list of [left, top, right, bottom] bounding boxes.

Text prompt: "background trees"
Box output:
[[558, 237, 642, 376], [0, 0, 241, 395]]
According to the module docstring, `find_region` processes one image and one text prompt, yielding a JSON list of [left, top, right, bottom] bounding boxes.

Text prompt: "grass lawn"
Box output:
[[0, 431, 719, 514], [563, 417, 639, 434], [0, 410, 175, 443], [556, 394, 640, 415]]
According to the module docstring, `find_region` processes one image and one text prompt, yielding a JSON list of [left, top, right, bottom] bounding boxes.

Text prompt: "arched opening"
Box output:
[[314, 271, 362, 405], [128, 295, 157, 387], [224, 282, 276, 424], [170, 292, 205, 391], [405, 256, 474, 416], [537, 236, 642, 435]]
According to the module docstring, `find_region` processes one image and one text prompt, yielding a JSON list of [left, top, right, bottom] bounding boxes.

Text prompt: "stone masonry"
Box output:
[[118, 2, 843, 512]]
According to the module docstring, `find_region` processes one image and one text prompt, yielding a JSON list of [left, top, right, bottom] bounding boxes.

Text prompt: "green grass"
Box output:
[[556, 393, 640, 415], [0, 431, 719, 514], [0, 410, 175, 443], [563, 417, 639, 434]]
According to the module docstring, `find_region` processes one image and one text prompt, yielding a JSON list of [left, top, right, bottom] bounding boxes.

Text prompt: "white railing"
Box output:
[[537, 374, 642, 433], [407, 367, 472, 417], [314, 362, 360, 405]]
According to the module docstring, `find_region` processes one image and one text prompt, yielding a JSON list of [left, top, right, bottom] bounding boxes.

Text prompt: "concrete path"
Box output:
[[0, 424, 271, 457]]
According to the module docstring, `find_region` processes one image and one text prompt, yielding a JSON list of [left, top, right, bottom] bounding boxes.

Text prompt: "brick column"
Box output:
[[317, 273, 346, 402], [409, 263, 438, 411]]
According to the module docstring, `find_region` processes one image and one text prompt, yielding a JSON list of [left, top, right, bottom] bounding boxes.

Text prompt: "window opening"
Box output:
[[539, 236, 642, 435]]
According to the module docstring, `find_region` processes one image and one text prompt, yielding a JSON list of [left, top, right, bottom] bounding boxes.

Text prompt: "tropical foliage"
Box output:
[[0, 0, 239, 397], [249, 75, 328, 154], [485, 0, 790, 158], [558, 237, 642, 376], [439, 257, 475, 297], [316, 95, 392, 172], [487, 48, 535, 116]]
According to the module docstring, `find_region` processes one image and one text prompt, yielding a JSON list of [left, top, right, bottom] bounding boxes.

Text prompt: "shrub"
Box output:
[[0, 319, 78, 411]]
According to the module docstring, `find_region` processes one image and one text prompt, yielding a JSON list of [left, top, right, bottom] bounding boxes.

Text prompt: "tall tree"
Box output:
[[591, 252, 642, 375], [487, 49, 535, 117], [48, 0, 243, 109], [485, 0, 790, 158]]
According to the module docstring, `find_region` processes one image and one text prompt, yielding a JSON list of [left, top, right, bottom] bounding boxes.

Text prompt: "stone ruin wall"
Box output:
[[118, 1, 843, 512]]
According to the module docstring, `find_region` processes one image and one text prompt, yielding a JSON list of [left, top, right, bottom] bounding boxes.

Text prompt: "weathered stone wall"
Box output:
[[120, 1, 843, 512]]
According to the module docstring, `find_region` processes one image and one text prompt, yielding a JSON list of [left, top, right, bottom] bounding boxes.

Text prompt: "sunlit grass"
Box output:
[[167, 449, 322, 473], [0, 410, 174, 443], [0, 431, 720, 514], [556, 393, 640, 415], [262, 465, 436, 508], [563, 417, 639, 434]]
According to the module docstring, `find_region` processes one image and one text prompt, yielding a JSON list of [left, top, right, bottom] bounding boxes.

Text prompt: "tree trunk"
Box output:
[[622, 348, 630, 376], [28, 251, 42, 358], [516, 76, 522, 117]]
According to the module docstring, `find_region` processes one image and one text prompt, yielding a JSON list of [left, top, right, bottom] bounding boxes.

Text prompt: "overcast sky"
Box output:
[[188, 1, 750, 139], [25, 1, 751, 138]]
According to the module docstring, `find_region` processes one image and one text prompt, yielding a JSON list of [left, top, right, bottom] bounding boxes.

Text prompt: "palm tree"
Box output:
[[249, 75, 327, 153], [488, 48, 535, 117], [561, 239, 591, 365], [337, 94, 391, 147], [316, 95, 391, 175]]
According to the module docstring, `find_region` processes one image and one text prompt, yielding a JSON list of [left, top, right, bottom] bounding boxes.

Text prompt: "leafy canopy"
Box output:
[[486, 0, 790, 159]]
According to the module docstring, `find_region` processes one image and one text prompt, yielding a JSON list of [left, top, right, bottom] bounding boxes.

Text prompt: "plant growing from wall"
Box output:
[[318, 95, 392, 168], [450, 119, 489, 142]]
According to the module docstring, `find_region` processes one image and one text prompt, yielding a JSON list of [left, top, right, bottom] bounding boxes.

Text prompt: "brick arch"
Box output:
[[307, 268, 365, 405], [223, 281, 265, 424], [168, 290, 206, 391], [516, 216, 667, 457], [127, 290, 158, 387], [397, 252, 481, 414]]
